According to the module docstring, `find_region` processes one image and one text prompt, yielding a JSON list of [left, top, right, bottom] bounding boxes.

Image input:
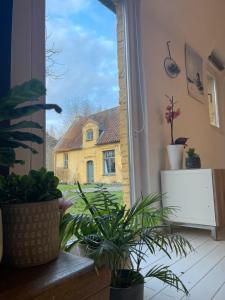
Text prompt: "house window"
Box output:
[[103, 150, 115, 175], [207, 73, 220, 128], [64, 153, 68, 169], [86, 129, 93, 141]]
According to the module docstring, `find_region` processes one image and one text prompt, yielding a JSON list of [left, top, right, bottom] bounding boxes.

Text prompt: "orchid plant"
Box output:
[[165, 95, 181, 145]]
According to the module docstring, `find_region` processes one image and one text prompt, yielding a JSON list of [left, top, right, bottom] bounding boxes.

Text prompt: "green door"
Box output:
[[87, 161, 94, 183]]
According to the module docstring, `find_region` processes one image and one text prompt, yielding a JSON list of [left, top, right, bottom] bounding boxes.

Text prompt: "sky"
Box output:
[[46, 0, 119, 135]]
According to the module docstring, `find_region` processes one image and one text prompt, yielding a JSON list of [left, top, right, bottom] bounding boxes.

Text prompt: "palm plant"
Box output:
[[0, 79, 61, 169], [61, 184, 193, 296]]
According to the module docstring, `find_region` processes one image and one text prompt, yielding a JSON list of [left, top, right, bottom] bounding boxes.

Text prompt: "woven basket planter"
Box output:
[[2, 199, 60, 268]]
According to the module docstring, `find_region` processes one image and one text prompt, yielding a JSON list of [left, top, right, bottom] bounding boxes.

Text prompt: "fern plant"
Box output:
[[0, 79, 61, 168], [60, 184, 193, 295]]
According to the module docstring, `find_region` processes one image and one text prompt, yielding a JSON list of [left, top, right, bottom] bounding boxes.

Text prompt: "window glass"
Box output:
[[104, 150, 115, 175], [86, 129, 93, 141], [207, 73, 220, 128], [64, 153, 68, 169]]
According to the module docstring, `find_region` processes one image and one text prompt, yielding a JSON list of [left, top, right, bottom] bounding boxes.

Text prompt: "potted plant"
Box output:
[[60, 184, 193, 300], [0, 78, 62, 267], [165, 95, 188, 170], [0, 168, 62, 267], [186, 148, 201, 169]]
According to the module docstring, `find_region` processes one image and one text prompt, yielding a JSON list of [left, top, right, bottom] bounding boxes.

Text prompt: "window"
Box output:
[[103, 150, 115, 175], [86, 129, 93, 141], [64, 153, 68, 169], [207, 73, 220, 128]]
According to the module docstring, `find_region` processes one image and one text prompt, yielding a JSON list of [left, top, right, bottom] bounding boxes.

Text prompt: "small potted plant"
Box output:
[[60, 184, 193, 300], [186, 148, 201, 169], [165, 95, 188, 170], [0, 79, 62, 267]]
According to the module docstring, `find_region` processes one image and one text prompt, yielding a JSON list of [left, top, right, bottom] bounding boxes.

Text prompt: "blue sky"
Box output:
[[46, 0, 118, 135]]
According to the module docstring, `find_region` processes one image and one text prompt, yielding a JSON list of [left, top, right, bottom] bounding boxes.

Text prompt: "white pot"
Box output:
[[167, 145, 183, 170], [0, 209, 2, 262]]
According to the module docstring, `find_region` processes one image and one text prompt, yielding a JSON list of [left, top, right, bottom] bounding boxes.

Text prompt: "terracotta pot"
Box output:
[[2, 199, 60, 268]]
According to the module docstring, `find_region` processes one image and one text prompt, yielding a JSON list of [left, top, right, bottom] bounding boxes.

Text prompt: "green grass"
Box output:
[[59, 183, 96, 192], [58, 184, 124, 215], [58, 183, 121, 192], [68, 191, 124, 214]]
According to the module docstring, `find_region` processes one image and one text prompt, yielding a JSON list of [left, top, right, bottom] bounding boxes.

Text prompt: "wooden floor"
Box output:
[[143, 229, 225, 300]]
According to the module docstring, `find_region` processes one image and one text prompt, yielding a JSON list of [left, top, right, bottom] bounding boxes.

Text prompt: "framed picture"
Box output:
[[185, 44, 204, 102]]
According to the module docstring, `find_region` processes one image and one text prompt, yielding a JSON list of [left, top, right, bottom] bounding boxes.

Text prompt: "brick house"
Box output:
[[54, 107, 123, 184]]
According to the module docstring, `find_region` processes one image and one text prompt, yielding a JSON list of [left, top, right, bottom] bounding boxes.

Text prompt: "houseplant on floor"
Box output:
[[165, 95, 188, 169], [0, 79, 62, 267], [60, 184, 193, 300]]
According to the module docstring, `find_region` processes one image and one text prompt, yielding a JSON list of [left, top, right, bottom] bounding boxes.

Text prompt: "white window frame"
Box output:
[[103, 150, 116, 175], [207, 72, 220, 128], [86, 129, 94, 141], [63, 153, 68, 169]]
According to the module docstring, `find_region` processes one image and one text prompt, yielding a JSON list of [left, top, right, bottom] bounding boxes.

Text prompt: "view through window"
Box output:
[[46, 0, 130, 208]]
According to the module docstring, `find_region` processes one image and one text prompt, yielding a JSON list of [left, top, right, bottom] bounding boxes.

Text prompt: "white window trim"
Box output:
[[120, 0, 151, 204], [207, 71, 220, 129]]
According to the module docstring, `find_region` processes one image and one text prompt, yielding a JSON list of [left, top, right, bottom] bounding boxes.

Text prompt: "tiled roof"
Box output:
[[54, 107, 119, 152]]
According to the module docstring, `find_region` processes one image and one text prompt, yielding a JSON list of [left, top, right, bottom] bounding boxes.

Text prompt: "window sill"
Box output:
[[103, 173, 116, 176]]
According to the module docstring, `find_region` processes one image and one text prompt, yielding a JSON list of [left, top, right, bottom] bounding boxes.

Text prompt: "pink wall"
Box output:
[[140, 0, 225, 191]]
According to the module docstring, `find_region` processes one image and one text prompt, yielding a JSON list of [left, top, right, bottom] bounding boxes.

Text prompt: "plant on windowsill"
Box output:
[[60, 184, 193, 300], [165, 95, 188, 170], [185, 148, 201, 169], [0, 79, 62, 267]]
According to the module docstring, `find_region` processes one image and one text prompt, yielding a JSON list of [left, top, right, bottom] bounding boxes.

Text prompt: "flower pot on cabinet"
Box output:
[[167, 144, 183, 170]]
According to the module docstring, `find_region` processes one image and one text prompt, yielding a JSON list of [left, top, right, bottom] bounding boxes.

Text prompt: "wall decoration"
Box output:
[[185, 44, 204, 102], [164, 41, 181, 78]]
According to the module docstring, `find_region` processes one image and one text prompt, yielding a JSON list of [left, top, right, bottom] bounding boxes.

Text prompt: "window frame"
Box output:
[[63, 153, 68, 169], [103, 150, 116, 175], [207, 71, 220, 129], [86, 129, 94, 141]]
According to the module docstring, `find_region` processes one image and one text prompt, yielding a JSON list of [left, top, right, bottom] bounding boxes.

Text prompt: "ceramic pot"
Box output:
[[186, 156, 201, 169], [167, 144, 183, 170], [110, 270, 144, 300], [2, 199, 60, 268]]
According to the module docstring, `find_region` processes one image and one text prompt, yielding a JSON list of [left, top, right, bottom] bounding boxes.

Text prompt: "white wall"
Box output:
[[140, 0, 225, 192]]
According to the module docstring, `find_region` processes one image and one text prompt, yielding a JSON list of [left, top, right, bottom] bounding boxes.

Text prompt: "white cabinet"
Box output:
[[161, 169, 216, 227], [161, 169, 225, 239]]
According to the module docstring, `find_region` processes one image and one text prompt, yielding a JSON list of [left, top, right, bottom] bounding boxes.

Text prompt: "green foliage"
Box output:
[[0, 168, 62, 204], [60, 183, 193, 295], [0, 79, 62, 167], [187, 148, 199, 158]]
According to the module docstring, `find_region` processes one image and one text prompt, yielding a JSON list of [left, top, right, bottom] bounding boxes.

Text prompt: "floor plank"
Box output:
[[213, 283, 225, 300], [185, 257, 225, 300], [142, 229, 225, 299]]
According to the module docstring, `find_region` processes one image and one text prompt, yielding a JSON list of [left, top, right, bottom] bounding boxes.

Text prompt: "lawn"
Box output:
[[58, 184, 124, 215]]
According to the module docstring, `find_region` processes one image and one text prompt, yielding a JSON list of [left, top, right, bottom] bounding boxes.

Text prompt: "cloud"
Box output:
[[46, 0, 90, 17], [46, 13, 119, 133]]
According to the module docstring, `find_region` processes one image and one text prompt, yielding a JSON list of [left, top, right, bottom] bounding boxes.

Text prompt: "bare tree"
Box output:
[[60, 98, 102, 135]]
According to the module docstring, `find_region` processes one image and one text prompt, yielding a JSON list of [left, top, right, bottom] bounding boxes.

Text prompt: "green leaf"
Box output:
[[0, 104, 62, 121], [0, 140, 38, 153], [0, 120, 42, 131], [0, 79, 46, 109], [0, 148, 16, 166], [2, 131, 43, 144], [145, 265, 189, 295]]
